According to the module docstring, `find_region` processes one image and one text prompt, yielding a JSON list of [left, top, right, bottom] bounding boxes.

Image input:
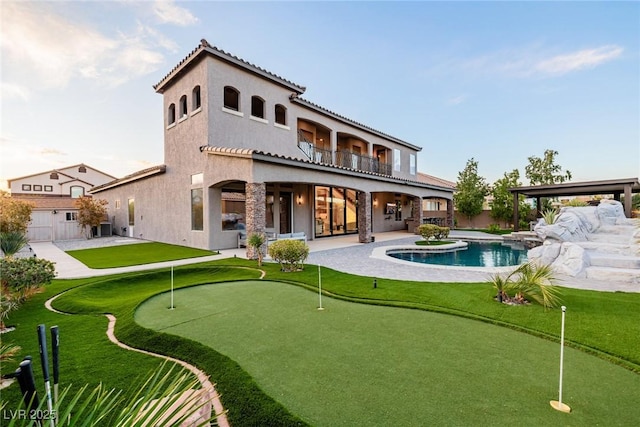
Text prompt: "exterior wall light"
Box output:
[[297, 194, 303, 205]]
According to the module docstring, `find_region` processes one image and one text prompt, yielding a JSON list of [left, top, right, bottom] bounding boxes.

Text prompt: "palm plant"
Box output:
[[0, 231, 29, 258], [3, 362, 219, 426], [247, 232, 266, 266], [489, 262, 562, 309]]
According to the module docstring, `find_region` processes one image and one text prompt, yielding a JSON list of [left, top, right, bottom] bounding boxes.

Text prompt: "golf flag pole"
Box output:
[[317, 265, 324, 311], [170, 264, 174, 309], [550, 306, 571, 413], [50, 326, 60, 404], [37, 324, 55, 426]]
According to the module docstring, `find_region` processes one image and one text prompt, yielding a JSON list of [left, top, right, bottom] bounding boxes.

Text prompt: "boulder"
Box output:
[[551, 243, 588, 277]]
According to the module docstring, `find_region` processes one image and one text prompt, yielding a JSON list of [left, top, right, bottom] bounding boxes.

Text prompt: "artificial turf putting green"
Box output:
[[136, 280, 640, 426], [65, 242, 217, 268]]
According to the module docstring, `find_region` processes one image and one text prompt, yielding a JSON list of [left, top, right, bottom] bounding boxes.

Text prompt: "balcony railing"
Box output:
[[297, 135, 392, 176]]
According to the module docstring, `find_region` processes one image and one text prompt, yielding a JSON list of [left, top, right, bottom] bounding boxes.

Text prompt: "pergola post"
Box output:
[[513, 191, 520, 231]]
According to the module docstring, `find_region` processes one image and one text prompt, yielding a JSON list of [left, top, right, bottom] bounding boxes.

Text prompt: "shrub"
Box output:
[[487, 224, 501, 234], [268, 239, 309, 272], [0, 257, 55, 328], [565, 198, 588, 207], [418, 224, 449, 243], [0, 231, 29, 257], [541, 208, 558, 225]]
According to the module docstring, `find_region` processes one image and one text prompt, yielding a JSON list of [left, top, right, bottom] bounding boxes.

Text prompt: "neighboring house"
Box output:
[[8, 164, 116, 241], [91, 39, 455, 251]]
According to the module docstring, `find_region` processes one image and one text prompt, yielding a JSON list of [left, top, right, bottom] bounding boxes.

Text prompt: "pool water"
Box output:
[[388, 242, 528, 267]]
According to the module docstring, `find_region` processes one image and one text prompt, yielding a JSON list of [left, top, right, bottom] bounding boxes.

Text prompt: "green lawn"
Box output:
[[136, 280, 640, 426], [65, 242, 217, 268], [2, 258, 639, 426]]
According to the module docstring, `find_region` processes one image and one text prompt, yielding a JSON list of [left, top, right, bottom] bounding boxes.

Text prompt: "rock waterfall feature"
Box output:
[[528, 200, 639, 284]]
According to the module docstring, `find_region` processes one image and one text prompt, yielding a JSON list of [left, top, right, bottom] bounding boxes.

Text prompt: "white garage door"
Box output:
[[27, 211, 53, 242]]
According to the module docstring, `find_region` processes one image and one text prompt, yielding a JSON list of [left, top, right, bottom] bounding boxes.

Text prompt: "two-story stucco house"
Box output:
[[8, 164, 116, 241], [92, 40, 455, 252]]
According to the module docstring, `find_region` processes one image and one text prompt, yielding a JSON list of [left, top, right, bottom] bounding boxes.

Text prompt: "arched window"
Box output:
[[179, 95, 188, 118], [251, 96, 265, 119], [223, 86, 239, 111], [50, 172, 59, 180], [192, 86, 201, 110], [70, 186, 84, 198], [168, 103, 176, 125], [78, 165, 87, 173], [275, 104, 287, 125]]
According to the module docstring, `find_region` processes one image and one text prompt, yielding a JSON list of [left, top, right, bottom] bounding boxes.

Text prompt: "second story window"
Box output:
[[70, 186, 84, 198], [224, 86, 240, 111], [275, 104, 287, 125], [410, 154, 416, 175], [394, 149, 401, 172], [179, 95, 188, 118], [192, 86, 201, 110], [251, 96, 265, 119], [168, 104, 176, 125]]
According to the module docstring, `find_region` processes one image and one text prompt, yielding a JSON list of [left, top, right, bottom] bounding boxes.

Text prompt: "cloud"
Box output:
[[153, 0, 199, 26], [442, 44, 625, 79], [446, 95, 467, 106], [534, 45, 624, 76], [0, 82, 30, 101], [0, 2, 185, 90]]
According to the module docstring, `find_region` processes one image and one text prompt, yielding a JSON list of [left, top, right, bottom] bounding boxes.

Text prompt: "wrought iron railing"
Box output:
[[297, 132, 392, 175]]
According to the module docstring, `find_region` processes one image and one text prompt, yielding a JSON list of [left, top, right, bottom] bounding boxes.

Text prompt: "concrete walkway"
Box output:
[[30, 231, 640, 292]]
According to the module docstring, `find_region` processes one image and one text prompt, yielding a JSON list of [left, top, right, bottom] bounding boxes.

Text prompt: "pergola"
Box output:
[[509, 177, 640, 231]]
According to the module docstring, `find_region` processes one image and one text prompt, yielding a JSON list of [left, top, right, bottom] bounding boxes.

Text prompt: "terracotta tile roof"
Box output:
[[200, 146, 454, 192], [290, 95, 420, 151], [417, 173, 456, 189], [10, 196, 79, 210], [91, 165, 166, 193], [154, 39, 306, 94]]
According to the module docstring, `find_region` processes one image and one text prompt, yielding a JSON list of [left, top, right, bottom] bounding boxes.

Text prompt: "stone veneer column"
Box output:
[[446, 199, 454, 228], [357, 192, 373, 243], [245, 182, 266, 259], [409, 197, 423, 224]]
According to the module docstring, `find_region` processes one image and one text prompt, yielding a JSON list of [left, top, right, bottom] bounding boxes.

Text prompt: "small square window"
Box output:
[[115, 199, 121, 209], [22, 184, 32, 191], [66, 212, 78, 221], [44, 185, 53, 192], [34, 185, 43, 191]]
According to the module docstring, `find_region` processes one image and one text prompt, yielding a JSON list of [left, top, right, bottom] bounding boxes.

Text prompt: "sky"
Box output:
[[1, 1, 638, 191]]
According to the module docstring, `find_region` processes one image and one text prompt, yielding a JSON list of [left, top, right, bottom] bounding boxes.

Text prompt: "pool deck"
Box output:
[[28, 230, 639, 293]]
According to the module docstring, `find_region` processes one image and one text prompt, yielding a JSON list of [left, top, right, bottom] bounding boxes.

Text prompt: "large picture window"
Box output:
[[191, 188, 203, 231], [314, 186, 359, 238], [221, 192, 245, 230]]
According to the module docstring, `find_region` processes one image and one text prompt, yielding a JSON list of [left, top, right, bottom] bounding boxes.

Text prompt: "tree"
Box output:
[[454, 158, 489, 227], [525, 149, 572, 185], [0, 191, 34, 234], [75, 196, 108, 238], [489, 169, 530, 229]]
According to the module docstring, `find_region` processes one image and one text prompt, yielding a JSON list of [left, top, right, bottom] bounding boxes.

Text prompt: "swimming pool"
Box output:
[[387, 241, 527, 267]]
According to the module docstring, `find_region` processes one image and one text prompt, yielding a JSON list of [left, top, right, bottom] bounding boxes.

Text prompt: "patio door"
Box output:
[[279, 193, 292, 233]]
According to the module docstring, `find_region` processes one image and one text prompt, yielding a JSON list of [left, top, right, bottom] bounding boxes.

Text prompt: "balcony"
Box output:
[[298, 137, 392, 176]]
